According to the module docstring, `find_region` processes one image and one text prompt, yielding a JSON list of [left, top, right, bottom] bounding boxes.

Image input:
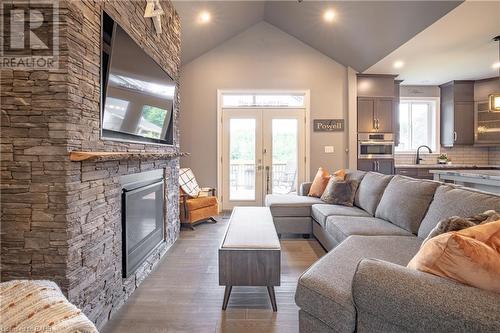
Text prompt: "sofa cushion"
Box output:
[[295, 235, 422, 332], [375, 175, 439, 234], [409, 220, 500, 293], [354, 172, 393, 215], [265, 194, 323, 217], [418, 185, 500, 239], [308, 167, 332, 197], [345, 169, 366, 183], [311, 204, 370, 228], [320, 179, 359, 206], [325, 216, 413, 243]]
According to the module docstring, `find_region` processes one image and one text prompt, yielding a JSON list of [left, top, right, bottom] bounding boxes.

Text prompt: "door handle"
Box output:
[[373, 119, 376, 130], [265, 166, 270, 194], [376, 119, 380, 130], [453, 131, 457, 142], [376, 161, 380, 172]]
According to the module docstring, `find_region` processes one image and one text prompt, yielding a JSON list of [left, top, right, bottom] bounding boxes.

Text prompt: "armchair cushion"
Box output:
[[186, 196, 218, 211]]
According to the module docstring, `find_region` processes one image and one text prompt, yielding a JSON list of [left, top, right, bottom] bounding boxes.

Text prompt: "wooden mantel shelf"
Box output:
[[69, 151, 190, 162]]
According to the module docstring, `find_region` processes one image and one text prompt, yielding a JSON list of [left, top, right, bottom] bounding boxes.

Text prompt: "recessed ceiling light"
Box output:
[[323, 10, 335, 23], [492, 62, 500, 69], [198, 11, 211, 24], [393, 61, 404, 69]]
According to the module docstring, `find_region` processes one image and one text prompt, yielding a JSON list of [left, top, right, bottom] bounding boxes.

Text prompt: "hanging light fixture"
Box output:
[[489, 35, 500, 112]]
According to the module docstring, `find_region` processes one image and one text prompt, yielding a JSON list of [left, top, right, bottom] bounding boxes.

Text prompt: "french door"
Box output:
[[221, 108, 305, 209]]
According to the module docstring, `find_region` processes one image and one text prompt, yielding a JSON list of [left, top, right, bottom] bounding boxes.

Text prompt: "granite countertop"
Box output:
[[429, 169, 500, 181], [395, 164, 500, 169]]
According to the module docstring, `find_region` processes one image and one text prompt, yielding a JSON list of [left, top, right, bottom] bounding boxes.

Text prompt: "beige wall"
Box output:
[[179, 22, 348, 188]]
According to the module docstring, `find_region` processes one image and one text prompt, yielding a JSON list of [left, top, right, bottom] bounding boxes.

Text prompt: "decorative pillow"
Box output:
[[423, 210, 500, 246], [408, 220, 500, 293], [179, 168, 201, 197], [308, 168, 346, 197], [320, 179, 359, 206]]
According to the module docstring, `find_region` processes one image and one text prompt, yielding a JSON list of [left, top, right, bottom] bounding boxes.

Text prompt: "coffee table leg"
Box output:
[[267, 286, 277, 312], [222, 285, 232, 310]]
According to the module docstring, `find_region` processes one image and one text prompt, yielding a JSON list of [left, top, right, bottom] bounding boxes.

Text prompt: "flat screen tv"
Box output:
[[101, 12, 175, 145]]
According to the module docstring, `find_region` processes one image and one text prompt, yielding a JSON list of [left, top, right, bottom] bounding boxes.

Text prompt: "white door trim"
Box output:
[[216, 89, 311, 211]]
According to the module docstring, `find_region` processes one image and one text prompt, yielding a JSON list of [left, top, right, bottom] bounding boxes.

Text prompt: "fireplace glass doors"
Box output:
[[121, 170, 165, 277]]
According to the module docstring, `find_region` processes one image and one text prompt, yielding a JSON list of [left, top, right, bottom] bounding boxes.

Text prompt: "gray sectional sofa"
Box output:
[[264, 170, 500, 333]]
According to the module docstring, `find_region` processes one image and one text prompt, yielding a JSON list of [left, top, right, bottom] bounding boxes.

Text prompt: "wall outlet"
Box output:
[[324, 146, 335, 153]]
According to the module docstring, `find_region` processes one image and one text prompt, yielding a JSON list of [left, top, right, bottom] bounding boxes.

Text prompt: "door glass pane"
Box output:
[[229, 119, 256, 200], [271, 119, 298, 194]]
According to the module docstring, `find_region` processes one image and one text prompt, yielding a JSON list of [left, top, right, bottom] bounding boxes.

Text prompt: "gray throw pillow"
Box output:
[[320, 179, 359, 206], [422, 210, 500, 246]]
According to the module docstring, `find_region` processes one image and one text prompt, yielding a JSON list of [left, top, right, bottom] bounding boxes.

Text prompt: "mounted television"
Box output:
[[101, 12, 174, 145]]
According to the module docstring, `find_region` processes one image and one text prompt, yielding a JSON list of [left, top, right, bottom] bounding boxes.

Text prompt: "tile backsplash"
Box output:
[[489, 147, 500, 165], [395, 145, 497, 165]]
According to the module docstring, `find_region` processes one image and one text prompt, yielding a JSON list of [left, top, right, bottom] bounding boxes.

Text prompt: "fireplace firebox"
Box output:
[[121, 169, 165, 278]]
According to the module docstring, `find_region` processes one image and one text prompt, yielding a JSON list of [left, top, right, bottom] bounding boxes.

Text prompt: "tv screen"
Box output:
[[101, 13, 175, 145]]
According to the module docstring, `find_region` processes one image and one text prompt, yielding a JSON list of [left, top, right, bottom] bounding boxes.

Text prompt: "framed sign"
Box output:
[[313, 119, 344, 132]]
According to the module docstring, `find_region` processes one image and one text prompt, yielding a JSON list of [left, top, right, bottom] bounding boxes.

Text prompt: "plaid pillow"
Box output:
[[179, 168, 201, 197]]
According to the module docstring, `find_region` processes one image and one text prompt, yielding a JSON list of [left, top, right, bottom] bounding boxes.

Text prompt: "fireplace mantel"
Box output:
[[69, 151, 190, 162]]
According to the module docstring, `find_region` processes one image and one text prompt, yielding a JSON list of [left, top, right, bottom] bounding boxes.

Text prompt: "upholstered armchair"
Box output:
[[179, 168, 218, 229]]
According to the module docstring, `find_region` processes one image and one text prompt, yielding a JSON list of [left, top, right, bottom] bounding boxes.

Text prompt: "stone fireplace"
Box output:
[[0, 0, 181, 329]]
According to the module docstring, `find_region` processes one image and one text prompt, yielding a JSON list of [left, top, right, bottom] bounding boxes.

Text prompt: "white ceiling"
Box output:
[[365, 1, 500, 85], [174, 1, 461, 70]]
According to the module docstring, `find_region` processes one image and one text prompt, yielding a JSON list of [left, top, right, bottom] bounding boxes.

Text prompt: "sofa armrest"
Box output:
[[352, 259, 500, 332], [299, 182, 312, 196]]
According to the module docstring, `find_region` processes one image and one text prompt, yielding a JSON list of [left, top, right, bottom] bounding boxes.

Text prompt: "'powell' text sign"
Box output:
[[313, 119, 344, 132]]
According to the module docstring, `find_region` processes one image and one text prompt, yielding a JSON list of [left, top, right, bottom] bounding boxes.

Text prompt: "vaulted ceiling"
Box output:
[[173, 1, 462, 71], [365, 1, 500, 85]]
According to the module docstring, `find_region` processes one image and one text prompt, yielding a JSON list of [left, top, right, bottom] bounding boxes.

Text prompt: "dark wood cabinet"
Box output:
[[358, 159, 394, 174], [439, 81, 474, 147], [357, 97, 394, 133], [358, 98, 375, 132]]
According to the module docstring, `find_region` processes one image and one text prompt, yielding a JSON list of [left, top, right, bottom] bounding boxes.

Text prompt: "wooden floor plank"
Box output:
[[102, 216, 325, 333]]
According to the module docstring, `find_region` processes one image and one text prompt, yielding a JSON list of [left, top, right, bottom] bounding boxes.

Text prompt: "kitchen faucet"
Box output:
[[415, 145, 432, 164]]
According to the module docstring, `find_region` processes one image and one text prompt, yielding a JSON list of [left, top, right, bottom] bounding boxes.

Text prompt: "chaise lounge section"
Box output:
[[265, 170, 500, 332]]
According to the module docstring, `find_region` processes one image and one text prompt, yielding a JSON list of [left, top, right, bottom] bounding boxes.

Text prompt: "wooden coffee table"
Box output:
[[218, 207, 281, 311]]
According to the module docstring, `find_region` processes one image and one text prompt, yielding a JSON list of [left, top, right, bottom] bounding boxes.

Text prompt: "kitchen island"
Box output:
[[430, 169, 500, 194]]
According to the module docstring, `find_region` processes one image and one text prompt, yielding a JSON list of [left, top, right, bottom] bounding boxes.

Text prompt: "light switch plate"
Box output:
[[324, 146, 334, 153]]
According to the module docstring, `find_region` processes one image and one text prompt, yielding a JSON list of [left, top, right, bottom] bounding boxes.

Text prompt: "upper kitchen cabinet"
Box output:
[[474, 77, 500, 146], [439, 80, 474, 147], [357, 74, 398, 133], [357, 97, 394, 133]]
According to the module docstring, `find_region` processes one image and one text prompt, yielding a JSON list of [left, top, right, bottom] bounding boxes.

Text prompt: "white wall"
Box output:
[[179, 22, 349, 188]]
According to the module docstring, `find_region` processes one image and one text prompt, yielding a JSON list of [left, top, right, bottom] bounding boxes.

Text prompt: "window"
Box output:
[[396, 99, 437, 152], [222, 93, 305, 107]]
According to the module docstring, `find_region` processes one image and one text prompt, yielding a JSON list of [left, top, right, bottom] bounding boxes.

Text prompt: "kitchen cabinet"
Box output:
[[357, 97, 394, 133], [440, 81, 474, 147], [358, 159, 394, 175]]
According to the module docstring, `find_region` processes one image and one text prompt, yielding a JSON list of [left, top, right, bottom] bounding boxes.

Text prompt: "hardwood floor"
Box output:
[[102, 216, 325, 333]]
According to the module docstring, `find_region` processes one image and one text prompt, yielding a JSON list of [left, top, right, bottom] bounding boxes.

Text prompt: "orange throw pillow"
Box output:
[[408, 220, 500, 293], [308, 168, 346, 197]]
